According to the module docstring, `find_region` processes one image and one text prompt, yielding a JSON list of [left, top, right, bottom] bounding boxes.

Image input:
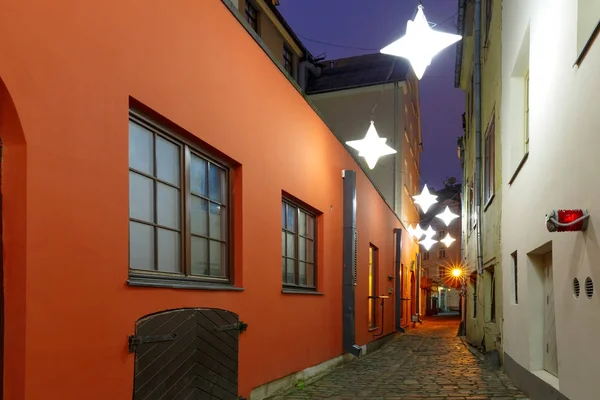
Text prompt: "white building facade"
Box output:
[[501, 1, 600, 399]]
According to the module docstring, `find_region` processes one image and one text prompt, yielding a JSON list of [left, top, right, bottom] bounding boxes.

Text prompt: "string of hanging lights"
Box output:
[[344, 1, 463, 251], [410, 183, 460, 251]]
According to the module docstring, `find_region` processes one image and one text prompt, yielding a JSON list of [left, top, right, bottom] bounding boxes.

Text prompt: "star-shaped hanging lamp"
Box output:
[[420, 235, 437, 251], [423, 225, 436, 239], [436, 206, 459, 226], [440, 233, 456, 248], [346, 121, 397, 170], [408, 224, 426, 240], [412, 184, 438, 213], [380, 5, 462, 79]]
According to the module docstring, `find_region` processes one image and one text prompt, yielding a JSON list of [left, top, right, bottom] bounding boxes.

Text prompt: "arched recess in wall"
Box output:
[[0, 75, 27, 400]]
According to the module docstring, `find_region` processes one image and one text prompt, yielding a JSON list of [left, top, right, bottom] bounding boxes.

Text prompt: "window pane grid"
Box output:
[[282, 200, 316, 289], [283, 46, 293, 74], [245, 2, 258, 31], [129, 122, 183, 274], [129, 116, 230, 283]]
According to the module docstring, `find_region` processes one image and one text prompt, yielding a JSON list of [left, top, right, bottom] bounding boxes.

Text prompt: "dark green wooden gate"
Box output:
[[129, 308, 246, 400]]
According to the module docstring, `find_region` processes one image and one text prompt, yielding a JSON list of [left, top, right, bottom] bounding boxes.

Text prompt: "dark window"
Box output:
[[524, 72, 530, 152], [368, 245, 378, 329], [485, 0, 493, 43], [512, 251, 518, 304], [484, 114, 495, 204], [128, 114, 231, 284], [438, 248, 446, 259], [283, 45, 293, 75], [282, 199, 316, 288], [469, 181, 476, 229], [471, 273, 478, 318], [245, 1, 258, 32], [439, 230, 445, 239], [490, 267, 496, 322], [423, 251, 429, 261]]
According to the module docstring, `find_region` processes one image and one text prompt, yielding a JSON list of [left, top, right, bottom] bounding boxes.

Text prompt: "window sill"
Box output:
[[368, 327, 379, 332], [508, 152, 529, 185], [128, 276, 244, 291], [483, 193, 495, 212], [281, 288, 323, 295]]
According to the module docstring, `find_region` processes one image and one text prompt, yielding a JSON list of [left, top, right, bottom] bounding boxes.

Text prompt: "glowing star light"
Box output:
[[436, 206, 459, 226], [345, 121, 397, 170], [412, 184, 438, 213], [380, 5, 462, 80], [408, 224, 426, 240], [440, 233, 456, 248], [419, 235, 438, 251], [423, 225, 436, 239]]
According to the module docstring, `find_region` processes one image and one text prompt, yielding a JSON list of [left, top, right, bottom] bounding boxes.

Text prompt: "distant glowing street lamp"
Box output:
[[451, 268, 462, 277]]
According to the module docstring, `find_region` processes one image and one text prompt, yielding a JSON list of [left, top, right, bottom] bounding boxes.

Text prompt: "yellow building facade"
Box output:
[[455, 0, 503, 359]]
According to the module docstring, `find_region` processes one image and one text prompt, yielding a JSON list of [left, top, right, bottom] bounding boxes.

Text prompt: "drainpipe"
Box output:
[[454, 0, 467, 88], [474, 0, 483, 275], [298, 60, 322, 92], [416, 253, 422, 323], [393, 81, 404, 218]]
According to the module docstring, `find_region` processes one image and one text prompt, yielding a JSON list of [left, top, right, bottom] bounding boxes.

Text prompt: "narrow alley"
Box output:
[[271, 316, 527, 400]]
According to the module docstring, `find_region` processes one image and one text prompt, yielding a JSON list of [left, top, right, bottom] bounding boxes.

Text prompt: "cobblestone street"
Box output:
[[271, 316, 527, 400]]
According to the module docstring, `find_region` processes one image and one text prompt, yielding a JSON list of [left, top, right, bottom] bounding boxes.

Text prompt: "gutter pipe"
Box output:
[[474, 0, 483, 275]]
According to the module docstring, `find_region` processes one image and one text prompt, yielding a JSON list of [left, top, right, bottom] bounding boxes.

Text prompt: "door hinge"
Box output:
[[215, 321, 248, 333], [128, 333, 178, 353]]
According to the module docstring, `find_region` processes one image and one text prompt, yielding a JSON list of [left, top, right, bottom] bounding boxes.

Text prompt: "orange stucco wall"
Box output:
[[0, 0, 418, 398]]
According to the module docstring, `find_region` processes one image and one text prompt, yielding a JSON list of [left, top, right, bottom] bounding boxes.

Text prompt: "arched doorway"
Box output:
[[130, 308, 245, 399], [0, 76, 28, 400]]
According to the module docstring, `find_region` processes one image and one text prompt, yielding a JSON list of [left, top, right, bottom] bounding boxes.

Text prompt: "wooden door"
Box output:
[[410, 272, 416, 316], [543, 257, 558, 376], [401, 265, 409, 326], [130, 308, 245, 400]]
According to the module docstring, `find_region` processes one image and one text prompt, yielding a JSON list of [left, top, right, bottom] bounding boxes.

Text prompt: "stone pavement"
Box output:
[[270, 316, 527, 400]]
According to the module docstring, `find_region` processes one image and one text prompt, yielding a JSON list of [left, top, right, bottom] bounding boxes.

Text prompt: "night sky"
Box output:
[[278, 0, 465, 189]]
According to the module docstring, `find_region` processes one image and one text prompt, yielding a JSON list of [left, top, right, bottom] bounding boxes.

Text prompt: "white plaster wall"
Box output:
[[501, 1, 600, 398]]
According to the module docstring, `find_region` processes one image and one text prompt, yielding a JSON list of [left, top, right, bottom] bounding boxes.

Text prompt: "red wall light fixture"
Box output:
[[545, 209, 590, 233]]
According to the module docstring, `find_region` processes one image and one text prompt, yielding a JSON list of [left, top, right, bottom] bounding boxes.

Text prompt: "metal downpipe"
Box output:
[[474, 0, 484, 275]]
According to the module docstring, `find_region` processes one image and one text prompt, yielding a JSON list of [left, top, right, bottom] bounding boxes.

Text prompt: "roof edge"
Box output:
[[454, 0, 467, 88]]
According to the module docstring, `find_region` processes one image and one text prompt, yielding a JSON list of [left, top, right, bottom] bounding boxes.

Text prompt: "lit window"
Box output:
[[128, 114, 231, 284], [282, 199, 317, 288], [368, 245, 378, 329]]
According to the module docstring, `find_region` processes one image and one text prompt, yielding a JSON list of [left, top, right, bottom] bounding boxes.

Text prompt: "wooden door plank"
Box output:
[[132, 309, 239, 400]]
